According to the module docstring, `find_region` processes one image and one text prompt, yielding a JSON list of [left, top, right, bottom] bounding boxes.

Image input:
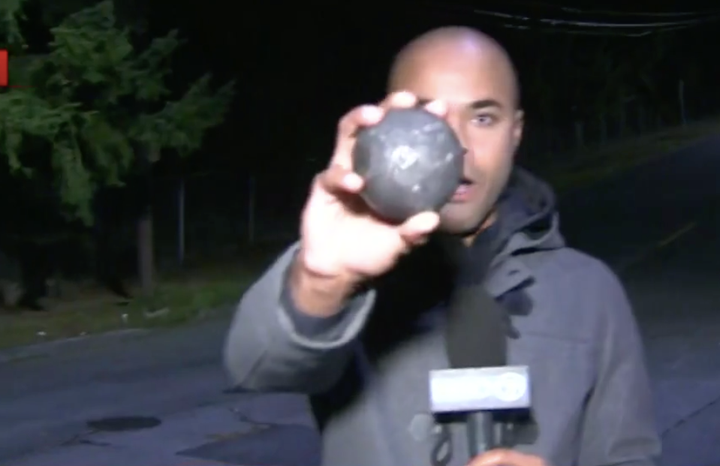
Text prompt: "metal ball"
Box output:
[[352, 108, 464, 223]]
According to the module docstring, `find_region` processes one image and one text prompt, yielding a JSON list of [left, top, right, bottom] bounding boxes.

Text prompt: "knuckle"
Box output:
[[337, 107, 363, 135], [336, 115, 350, 135]]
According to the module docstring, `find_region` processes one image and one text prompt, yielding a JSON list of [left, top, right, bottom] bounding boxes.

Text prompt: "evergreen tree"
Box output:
[[0, 0, 234, 295]]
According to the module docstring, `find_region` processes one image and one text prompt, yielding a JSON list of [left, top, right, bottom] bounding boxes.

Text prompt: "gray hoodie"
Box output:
[[224, 170, 660, 466]]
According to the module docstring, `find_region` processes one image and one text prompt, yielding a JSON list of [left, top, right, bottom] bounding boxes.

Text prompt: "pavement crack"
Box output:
[[662, 393, 720, 437], [59, 428, 99, 447]]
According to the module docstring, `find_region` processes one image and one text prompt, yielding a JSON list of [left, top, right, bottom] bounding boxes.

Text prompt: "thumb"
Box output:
[[398, 211, 440, 244]]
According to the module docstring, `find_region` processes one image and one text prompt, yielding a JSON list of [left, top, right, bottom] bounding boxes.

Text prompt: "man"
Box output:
[[224, 27, 661, 466]]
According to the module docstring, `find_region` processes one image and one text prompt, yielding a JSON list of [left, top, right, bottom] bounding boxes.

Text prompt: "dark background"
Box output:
[[6, 0, 720, 277], [154, 1, 720, 260]]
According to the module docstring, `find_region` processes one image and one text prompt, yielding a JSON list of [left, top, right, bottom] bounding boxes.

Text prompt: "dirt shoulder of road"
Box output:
[[543, 118, 720, 193], [0, 245, 285, 350], [2, 117, 720, 350]]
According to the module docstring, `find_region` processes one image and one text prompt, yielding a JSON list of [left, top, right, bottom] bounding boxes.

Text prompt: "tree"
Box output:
[[0, 0, 235, 299]]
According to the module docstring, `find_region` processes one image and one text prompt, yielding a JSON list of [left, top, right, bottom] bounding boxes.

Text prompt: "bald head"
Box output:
[[389, 27, 520, 109], [385, 27, 524, 237]]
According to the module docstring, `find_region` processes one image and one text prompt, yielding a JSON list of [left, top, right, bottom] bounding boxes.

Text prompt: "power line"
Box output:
[[501, 23, 687, 37], [504, 1, 720, 18], [429, 3, 720, 28], [418, 1, 720, 36]]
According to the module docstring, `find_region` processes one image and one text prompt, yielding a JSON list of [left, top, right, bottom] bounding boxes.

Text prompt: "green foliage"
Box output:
[[0, 0, 26, 46], [0, 0, 235, 223]]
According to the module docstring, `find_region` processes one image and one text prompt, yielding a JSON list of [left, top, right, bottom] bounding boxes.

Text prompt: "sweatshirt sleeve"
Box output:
[[223, 243, 376, 394]]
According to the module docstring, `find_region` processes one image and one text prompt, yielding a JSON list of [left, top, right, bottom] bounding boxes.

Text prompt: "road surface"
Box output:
[[2, 136, 720, 466]]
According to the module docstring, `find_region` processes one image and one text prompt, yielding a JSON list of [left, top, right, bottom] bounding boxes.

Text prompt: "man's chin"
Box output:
[[438, 204, 495, 237], [438, 213, 484, 237]]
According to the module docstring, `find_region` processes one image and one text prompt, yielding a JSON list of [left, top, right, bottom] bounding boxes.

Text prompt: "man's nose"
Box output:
[[446, 118, 469, 157]]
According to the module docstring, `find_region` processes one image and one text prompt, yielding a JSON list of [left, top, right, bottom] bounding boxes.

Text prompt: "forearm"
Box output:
[[289, 249, 359, 318], [223, 243, 376, 394]]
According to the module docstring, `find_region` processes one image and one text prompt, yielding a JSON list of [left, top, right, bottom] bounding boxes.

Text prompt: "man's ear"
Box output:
[[513, 109, 524, 149]]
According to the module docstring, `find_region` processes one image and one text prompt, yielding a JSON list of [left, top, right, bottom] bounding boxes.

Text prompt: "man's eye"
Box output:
[[472, 114, 496, 126]]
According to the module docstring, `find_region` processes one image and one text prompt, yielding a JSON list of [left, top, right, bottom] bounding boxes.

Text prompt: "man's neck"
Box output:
[[461, 210, 497, 247]]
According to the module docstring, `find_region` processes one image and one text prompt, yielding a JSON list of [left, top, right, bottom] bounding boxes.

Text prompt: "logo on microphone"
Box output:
[[429, 366, 531, 413], [493, 372, 527, 402]]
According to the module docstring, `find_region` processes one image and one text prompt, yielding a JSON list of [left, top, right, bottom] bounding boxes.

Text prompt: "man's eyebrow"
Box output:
[[415, 98, 504, 110], [470, 99, 503, 110]]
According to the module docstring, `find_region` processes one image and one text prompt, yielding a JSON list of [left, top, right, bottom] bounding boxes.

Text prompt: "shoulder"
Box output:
[[523, 246, 625, 298], [515, 247, 632, 340]]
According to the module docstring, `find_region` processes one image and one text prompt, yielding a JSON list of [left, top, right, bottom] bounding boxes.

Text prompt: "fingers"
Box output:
[[398, 211, 440, 246], [336, 105, 384, 149], [332, 105, 384, 168], [314, 168, 440, 244], [467, 449, 546, 466], [316, 164, 364, 195], [379, 90, 418, 109], [423, 98, 448, 117], [380, 91, 448, 118]]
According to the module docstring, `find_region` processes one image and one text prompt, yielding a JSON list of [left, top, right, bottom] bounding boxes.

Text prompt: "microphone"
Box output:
[[429, 365, 531, 456]]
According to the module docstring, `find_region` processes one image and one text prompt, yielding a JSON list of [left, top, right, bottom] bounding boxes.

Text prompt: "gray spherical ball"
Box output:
[[352, 108, 464, 222]]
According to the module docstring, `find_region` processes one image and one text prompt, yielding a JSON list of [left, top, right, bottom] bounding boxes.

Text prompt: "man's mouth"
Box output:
[[451, 178, 474, 202]]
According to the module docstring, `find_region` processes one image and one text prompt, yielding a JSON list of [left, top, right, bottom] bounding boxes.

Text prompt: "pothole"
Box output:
[[87, 416, 162, 432]]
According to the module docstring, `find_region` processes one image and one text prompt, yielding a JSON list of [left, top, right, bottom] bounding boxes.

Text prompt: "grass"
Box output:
[[2, 117, 720, 351], [0, 243, 285, 350]]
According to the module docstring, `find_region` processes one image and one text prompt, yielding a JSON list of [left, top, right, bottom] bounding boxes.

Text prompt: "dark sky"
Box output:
[[91, 1, 720, 177]]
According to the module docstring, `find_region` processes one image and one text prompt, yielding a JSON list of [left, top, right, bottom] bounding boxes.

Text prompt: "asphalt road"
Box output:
[[2, 136, 720, 465]]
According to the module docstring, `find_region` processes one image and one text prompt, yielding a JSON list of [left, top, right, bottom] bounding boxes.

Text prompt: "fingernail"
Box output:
[[361, 106, 383, 120], [344, 173, 362, 188], [394, 91, 416, 104], [425, 100, 446, 114]]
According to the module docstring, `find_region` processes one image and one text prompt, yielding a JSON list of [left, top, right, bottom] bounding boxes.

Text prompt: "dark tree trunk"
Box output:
[[136, 146, 155, 300], [137, 208, 154, 299]]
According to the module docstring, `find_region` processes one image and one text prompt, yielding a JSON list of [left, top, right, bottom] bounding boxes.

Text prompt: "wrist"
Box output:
[[290, 256, 360, 318]]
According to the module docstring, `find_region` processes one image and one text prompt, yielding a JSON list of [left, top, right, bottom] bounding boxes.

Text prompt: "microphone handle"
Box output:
[[466, 411, 497, 457]]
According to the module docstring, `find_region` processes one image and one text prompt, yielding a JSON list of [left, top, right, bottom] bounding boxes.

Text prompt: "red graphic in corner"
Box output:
[[0, 49, 28, 88], [0, 49, 8, 87]]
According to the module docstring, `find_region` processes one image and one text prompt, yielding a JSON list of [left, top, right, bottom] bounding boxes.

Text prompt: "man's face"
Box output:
[[390, 42, 523, 236]]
